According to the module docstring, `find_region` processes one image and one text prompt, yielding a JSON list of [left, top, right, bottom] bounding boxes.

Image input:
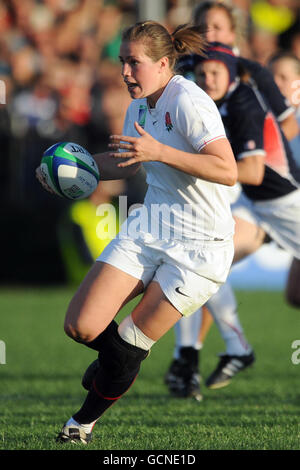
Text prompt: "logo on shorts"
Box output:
[[175, 286, 190, 297], [165, 112, 173, 132]]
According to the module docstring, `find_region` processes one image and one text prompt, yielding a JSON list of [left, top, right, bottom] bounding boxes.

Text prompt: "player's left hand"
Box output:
[[108, 122, 163, 167]]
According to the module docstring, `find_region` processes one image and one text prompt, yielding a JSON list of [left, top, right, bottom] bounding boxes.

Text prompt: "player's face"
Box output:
[[119, 40, 169, 106], [195, 61, 230, 101], [270, 58, 300, 106], [204, 8, 236, 45]]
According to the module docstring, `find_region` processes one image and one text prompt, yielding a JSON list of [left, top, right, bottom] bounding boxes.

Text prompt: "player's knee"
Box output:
[[64, 318, 102, 344]]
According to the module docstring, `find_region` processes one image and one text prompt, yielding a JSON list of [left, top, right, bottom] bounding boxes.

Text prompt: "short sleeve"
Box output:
[[238, 57, 294, 122], [226, 85, 266, 160], [174, 87, 226, 152]]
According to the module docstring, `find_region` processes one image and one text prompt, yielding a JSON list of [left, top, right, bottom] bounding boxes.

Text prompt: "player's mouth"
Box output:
[[125, 81, 140, 93]]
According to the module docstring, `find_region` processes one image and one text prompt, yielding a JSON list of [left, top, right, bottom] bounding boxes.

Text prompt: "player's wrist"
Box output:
[[156, 142, 167, 163]]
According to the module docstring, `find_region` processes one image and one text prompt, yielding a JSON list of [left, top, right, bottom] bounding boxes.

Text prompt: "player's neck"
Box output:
[[147, 74, 174, 108]]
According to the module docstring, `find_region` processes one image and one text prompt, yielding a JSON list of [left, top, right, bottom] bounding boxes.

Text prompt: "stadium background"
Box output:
[[0, 0, 299, 288], [0, 0, 300, 452]]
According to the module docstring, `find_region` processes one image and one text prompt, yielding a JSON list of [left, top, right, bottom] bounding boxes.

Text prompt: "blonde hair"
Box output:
[[121, 21, 207, 71]]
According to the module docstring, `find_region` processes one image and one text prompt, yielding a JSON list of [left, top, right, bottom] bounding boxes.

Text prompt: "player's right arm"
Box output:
[[92, 103, 141, 180], [91, 151, 141, 181]]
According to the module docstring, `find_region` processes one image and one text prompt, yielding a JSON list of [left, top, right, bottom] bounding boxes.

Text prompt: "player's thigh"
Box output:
[[131, 281, 182, 341], [65, 261, 144, 342], [233, 216, 266, 263], [285, 257, 300, 308]]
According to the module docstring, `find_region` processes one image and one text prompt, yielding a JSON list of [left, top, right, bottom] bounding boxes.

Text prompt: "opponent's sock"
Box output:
[[173, 309, 202, 359], [205, 282, 251, 356]]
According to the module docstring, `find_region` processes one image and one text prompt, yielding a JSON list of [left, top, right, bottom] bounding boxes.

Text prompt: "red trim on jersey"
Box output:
[[201, 134, 225, 149], [263, 112, 289, 178]]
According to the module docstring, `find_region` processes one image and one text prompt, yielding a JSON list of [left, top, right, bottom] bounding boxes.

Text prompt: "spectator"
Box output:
[[269, 51, 300, 167]]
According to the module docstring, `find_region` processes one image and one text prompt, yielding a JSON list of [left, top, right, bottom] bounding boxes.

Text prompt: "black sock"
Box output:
[[73, 375, 137, 424], [82, 320, 118, 352], [73, 327, 148, 425]]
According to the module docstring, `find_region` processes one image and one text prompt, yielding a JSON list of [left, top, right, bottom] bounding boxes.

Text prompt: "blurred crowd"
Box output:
[[0, 0, 299, 284]]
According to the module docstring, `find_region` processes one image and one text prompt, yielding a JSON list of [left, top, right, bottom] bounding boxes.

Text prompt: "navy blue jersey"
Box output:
[[238, 57, 293, 122], [219, 82, 300, 201], [176, 54, 293, 121]]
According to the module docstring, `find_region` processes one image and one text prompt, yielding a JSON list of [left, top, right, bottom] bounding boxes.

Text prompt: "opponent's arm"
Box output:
[[236, 155, 265, 185]]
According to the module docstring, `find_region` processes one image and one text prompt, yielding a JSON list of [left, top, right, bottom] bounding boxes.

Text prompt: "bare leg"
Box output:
[[196, 216, 266, 346], [132, 281, 182, 340], [64, 261, 144, 343], [233, 216, 266, 262], [285, 257, 300, 308], [197, 306, 214, 345], [66, 280, 182, 430]]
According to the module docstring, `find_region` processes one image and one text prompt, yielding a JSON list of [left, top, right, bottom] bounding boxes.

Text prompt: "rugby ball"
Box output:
[[40, 142, 100, 200]]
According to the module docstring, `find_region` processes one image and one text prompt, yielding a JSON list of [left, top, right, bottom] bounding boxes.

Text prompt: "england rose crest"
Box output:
[[165, 112, 173, 132]]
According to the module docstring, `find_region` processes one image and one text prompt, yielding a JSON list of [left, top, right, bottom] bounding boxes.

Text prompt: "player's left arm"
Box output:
[[109, 122, 237, 186]]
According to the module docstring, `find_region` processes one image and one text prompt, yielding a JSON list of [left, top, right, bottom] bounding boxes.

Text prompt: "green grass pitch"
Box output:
[[0, 287, 299, 450]]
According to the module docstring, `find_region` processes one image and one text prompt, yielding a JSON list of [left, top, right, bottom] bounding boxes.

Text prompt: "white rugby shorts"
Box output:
[[97, 234, 234, 317], [232, 189, 300, 260]]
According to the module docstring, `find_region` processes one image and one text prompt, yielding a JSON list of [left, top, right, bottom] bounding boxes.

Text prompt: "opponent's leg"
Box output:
[[233, 216, 266, 263], [204, 217, 264, 389], [205, 281, 255, 389], [285, 257, 300, 308], [198, 306, 214, 346], [165, 310, 203, 400]]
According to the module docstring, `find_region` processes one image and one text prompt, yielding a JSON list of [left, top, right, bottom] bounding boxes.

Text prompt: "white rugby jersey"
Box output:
[[122, 75, 235, 241]]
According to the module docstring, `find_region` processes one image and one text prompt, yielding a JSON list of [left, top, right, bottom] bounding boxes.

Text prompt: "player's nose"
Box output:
[[122, 62, 131, 78]]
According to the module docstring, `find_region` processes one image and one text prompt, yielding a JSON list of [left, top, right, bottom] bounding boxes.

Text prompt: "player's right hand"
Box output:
[[35, 166, 56, 195]]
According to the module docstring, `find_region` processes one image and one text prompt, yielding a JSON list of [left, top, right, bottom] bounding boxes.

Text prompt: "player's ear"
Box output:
[[159, 56, 169, 72]]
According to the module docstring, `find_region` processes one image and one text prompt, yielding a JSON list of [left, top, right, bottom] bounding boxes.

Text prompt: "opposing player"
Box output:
[[268, 51, 300, 168], [36, 22, 237, 443], [165, 1, 300, 398], [167, 43, 300, 395], [178, 1, 298, 140]]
